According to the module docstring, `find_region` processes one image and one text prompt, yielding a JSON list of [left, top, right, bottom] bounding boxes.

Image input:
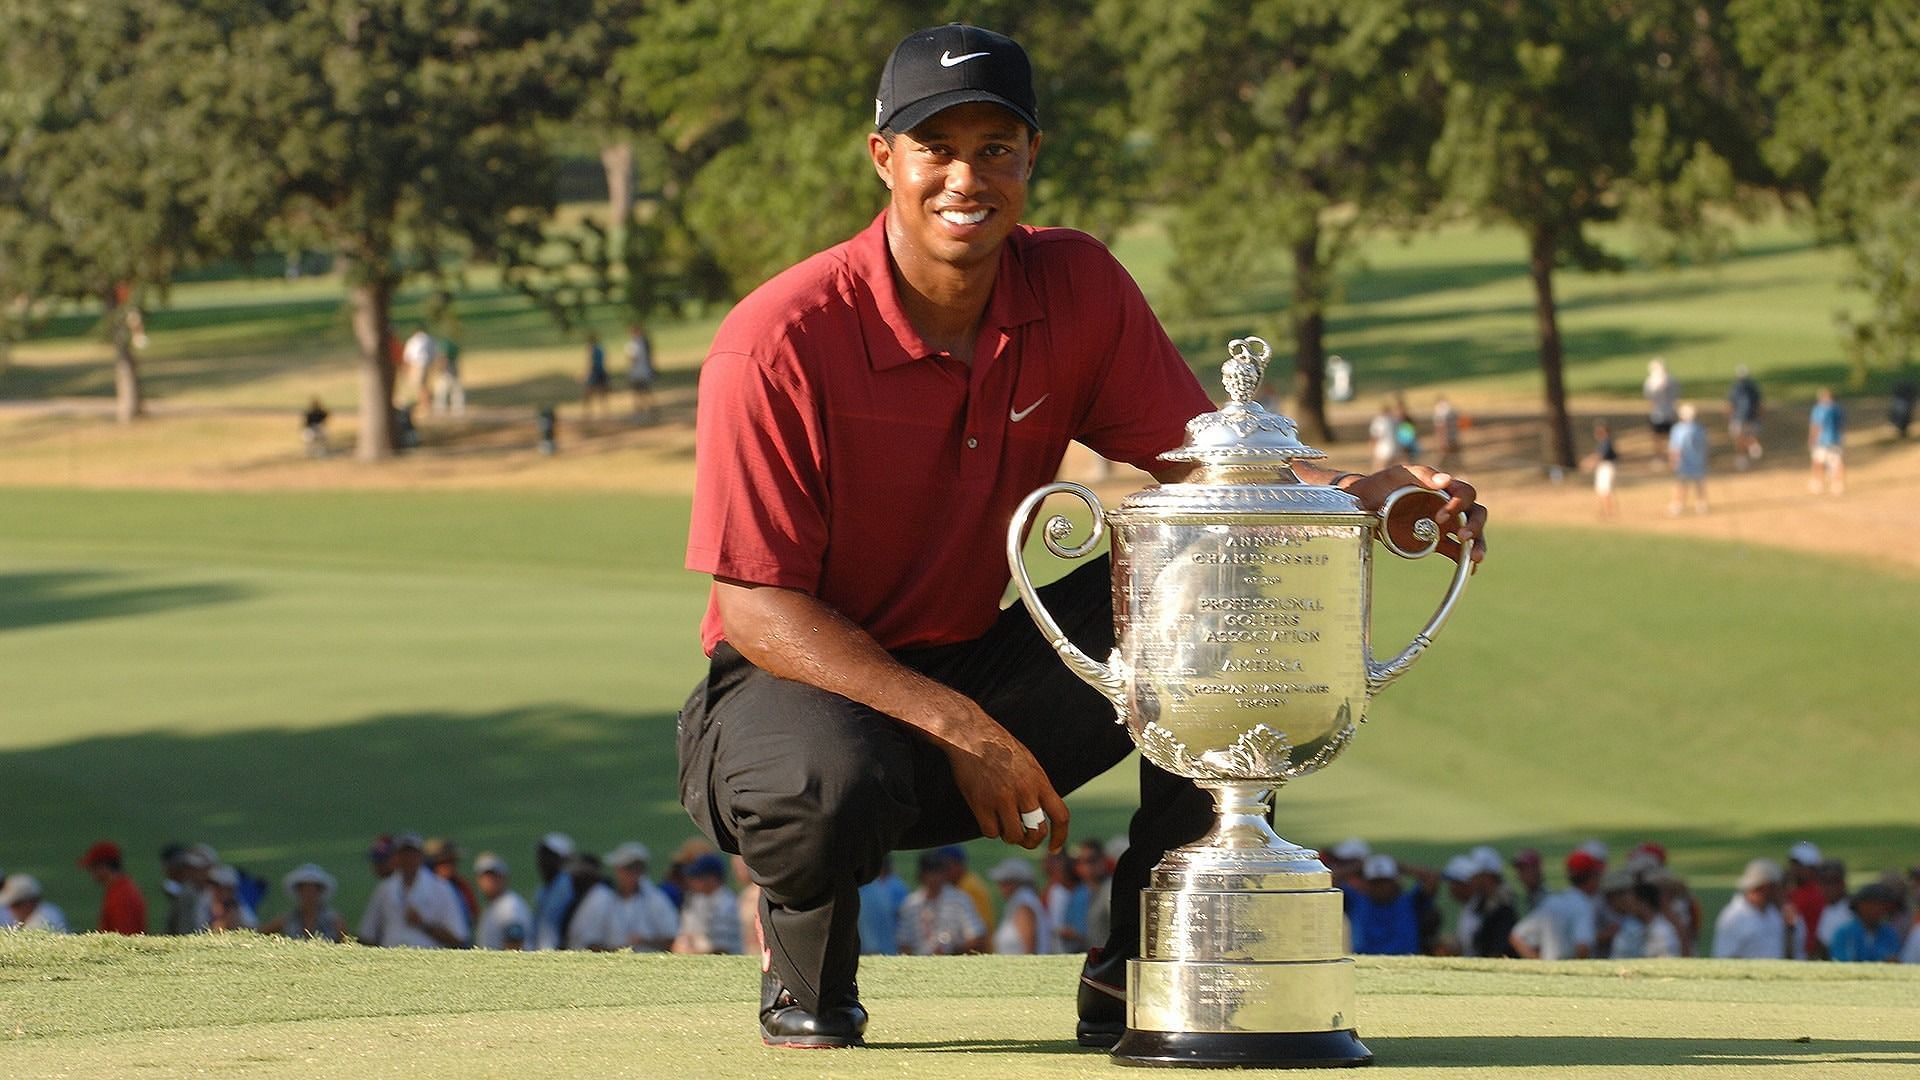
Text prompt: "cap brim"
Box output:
[[883, 89, 1038, 135]]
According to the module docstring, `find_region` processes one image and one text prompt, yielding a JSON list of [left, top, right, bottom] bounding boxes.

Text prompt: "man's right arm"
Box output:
[[714, 579, 1070, 853]]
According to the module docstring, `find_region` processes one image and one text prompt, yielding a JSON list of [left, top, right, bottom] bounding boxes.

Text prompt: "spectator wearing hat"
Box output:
[[1327, 838, 1372, 900], [898, 850, 985, 957], [1785, 841, 1827, 959], [941, 845, 996, 932], [1349, 855, 1435, 956], [606, 843, 678, 952], [1511, 848, 1547, 912], [358, 833, 466, 948], [530, 832, 577, 951], [1511, 851, 1603, 960], [1439, 855, 1478, 956], [80, 841, 147, 935], [207, 864, 258, 931], [1712, 859, 1794, 959], [425, 837, 480, 932], [659, 838, 714, 911], [988, 857, 1053, 955], [1827, 884, 1905, 963], [160, 844, 214, 934], [1, 875, 68, 933], [857, 854, 910, 956], [1462, 848, 1521, 958], [263, 865, 347, 942], [564, 854, 624, 951], [473, 852, 533, 951], [673, 853, 743, 955]]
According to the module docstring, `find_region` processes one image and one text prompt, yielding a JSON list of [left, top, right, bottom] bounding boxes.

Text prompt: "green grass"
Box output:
[[2, 487, 1917, 934], [2, 935, 1917, 1078]]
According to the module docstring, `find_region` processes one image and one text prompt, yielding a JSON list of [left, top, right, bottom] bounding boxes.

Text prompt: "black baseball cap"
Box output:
[[875, 23, 1039, 134]]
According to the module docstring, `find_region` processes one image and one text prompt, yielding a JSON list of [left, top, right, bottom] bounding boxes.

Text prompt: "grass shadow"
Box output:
[[0, 570, 250, 633], [884, 1037, 1086, 1055], [1369, 1034, 1920, 1068]]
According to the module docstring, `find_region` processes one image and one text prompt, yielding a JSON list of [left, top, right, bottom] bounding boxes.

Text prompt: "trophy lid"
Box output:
[[1158, 337, 1329, 469]]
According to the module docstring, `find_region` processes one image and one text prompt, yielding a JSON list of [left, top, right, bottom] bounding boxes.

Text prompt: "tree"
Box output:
[[198, 0, 634, 459], [1432, 1, 1758, 468], [0, 2, 251, 422], [617, 1, 1144, 301], [1107, 0, 1445, 442], [1733, 0, 1920, 375]]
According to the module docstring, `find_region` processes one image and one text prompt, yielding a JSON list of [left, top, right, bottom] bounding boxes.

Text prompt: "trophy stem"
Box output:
[[1199, 781, 1286, 851]]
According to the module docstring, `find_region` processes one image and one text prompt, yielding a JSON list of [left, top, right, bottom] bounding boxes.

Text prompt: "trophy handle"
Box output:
[[1365, 484, 1472, 694], [1006, 481, 1129, 712]]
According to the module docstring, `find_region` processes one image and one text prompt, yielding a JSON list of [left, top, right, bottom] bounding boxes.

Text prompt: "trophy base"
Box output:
[[1112, 1028, 1373, 1069]]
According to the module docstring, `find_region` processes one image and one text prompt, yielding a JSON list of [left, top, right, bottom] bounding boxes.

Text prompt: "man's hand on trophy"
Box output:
[[939, 708, 1072, 853], [1345, 465, 1488, 568]]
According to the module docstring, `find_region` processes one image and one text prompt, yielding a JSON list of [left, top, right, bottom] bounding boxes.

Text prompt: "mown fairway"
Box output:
[[2, 934, 1917, 1078], [2, 486, 1916, 922]]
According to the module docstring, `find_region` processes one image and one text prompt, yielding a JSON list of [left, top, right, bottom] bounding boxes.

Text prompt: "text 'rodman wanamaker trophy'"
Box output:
[[1008, 337, 1472, 1068]]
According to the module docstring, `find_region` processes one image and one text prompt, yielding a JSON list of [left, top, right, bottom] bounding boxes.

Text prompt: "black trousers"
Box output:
[[675, 557, 1214, 1014]]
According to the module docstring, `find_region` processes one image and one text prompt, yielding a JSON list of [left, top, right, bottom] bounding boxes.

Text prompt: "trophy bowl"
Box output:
[[1007, 337, 1471, 1068]]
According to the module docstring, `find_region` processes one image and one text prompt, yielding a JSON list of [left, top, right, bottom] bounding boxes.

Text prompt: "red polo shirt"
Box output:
[[98, 873, 148, 935], [688, 211, 1214, 654]]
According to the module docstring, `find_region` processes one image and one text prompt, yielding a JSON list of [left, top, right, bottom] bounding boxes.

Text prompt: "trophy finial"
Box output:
[[1223, 337, 1272, 405]]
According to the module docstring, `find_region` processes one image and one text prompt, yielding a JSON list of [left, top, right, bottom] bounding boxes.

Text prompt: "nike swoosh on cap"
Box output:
[[940, 50, 990, 67]]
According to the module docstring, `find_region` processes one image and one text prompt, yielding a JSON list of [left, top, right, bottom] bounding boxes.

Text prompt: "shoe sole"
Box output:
[[763, 1035, 864, 1049], [1077, 1022, 1123, 1050]]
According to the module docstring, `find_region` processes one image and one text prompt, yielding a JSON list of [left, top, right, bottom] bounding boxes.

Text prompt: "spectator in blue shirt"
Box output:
[[856, 856, 909, 955], [1808, 388, 1847, 495], [530, 832, 577, 951], [1828, 884, 1905, 963], [1350, 855, 1436, 956], [1667, 402, 1710, 515]]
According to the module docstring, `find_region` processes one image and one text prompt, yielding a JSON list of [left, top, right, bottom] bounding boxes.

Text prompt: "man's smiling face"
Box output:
[[869, 101, 1040, 273]]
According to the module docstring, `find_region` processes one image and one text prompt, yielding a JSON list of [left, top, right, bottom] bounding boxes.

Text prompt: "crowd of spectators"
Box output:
[[7, 833, 1917, 966], [1331, 837, 1920, 964]]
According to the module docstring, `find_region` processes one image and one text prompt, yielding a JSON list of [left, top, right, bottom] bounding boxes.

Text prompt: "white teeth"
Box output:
[[940, 208, 988, 225]]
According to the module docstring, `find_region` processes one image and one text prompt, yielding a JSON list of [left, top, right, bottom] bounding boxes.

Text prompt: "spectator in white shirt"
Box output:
[[897, 849, 985, 957], [1712, 859, 1794, 959], [565, 854, 625, 951], [357, 833, 466, 948], [606, 843, 678, 952], [1, 875, 68, 933], [473, 852, 533, 951], [1602, 871, 1681, 959], [1511, 850, 1602, 960], [673, 854, 743, 955]]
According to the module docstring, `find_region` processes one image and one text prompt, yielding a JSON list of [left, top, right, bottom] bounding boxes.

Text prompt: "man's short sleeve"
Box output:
[[1070, 254, 1213, 471], [686, 350, 830, 591]]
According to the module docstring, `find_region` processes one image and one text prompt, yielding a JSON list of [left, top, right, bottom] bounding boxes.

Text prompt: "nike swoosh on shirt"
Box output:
[[941, 50, 991, 67], [1010, 395, 1050, 422]]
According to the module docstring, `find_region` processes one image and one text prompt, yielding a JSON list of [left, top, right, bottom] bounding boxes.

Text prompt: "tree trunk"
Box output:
[[1528, 223, 1577, 469], [106, 290, 143, 423], [1289, 229, 1333, 443], [348, 275, 397, 461], [601, 141, 634, 229]]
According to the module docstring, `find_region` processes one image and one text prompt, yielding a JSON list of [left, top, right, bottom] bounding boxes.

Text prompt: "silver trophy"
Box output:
[[1007, 337, 1471, 1068]]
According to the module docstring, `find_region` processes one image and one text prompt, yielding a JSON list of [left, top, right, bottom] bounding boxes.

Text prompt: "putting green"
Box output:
[[1, 934, 1916, 1078]]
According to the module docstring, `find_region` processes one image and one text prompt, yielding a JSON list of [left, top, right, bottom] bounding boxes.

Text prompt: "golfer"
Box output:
[[677, 22, 1488, 1049]]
